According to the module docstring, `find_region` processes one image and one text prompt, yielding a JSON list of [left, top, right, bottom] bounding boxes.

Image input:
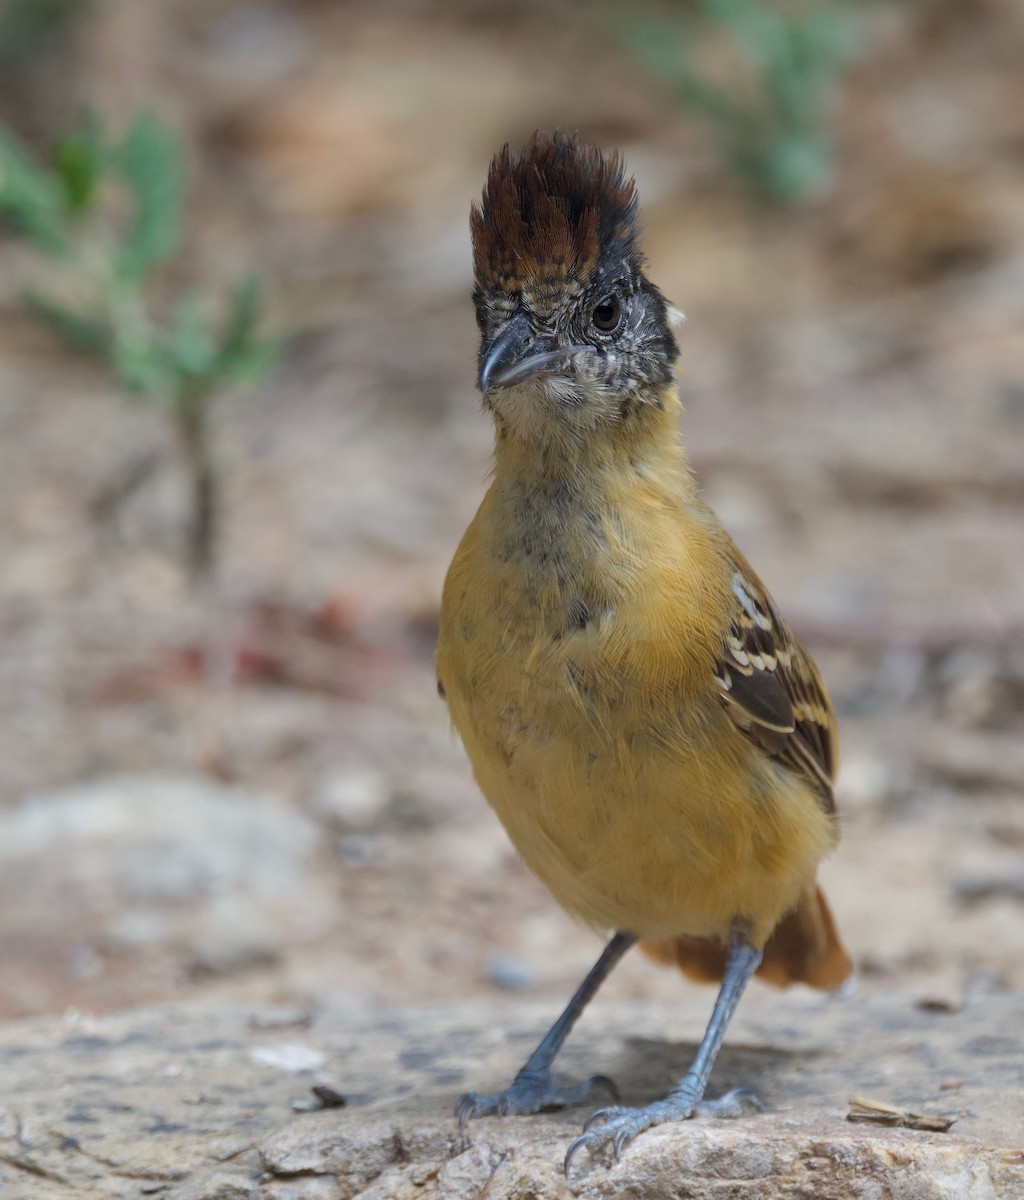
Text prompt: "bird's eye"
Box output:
[[592, 293, 622, 333]]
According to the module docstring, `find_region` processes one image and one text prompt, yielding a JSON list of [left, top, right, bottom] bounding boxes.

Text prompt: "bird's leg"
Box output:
[[456, 932, 637, 1124], [565, 935, 763, 1172]]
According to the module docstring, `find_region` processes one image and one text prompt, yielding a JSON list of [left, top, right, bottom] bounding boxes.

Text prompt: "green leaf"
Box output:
[[628, 18, 690, 81], [763, 133, 833, 201], [220, 333, 283, 384], [621, 0, 862, 207], [21, 290, 111, 357], [170, 290, 216, 379], [53, 112, 106, 215], [703, 0, 783, 70], [215, 276, 282, 382], [217, 276, 260, 362], [0, 129, 67, 252], [112, 112, 182, 281], [110, 325, 168, 396]]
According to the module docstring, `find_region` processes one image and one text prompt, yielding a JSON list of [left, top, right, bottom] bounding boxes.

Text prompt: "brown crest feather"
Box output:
[[471, 131, 641, 293]]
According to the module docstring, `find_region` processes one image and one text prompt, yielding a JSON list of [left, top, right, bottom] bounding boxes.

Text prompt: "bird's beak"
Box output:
[[479, 313, 582, 393]]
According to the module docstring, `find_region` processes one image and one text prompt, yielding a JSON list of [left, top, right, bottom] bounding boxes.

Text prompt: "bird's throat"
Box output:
[[490, 387, 692, 517], [487, 388, 695, 620]]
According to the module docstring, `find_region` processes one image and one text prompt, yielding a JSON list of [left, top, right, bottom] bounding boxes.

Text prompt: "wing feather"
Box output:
[[715, 567, 837, 814]]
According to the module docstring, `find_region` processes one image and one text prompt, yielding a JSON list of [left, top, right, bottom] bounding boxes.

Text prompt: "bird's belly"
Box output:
[[454, 658, 829, 945]]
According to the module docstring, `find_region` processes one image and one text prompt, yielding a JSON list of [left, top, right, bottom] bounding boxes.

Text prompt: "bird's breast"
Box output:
[[437, 472, 826, 941]]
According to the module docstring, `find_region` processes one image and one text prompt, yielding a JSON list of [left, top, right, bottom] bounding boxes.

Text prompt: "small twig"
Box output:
[[847, 1095, 957, 1133], [177, 391, 217, 582]]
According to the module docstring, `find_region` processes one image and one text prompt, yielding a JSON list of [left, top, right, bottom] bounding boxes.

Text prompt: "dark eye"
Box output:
[[592, 293, 622, 333]]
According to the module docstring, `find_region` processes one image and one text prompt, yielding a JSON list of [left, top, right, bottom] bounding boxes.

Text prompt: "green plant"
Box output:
[[0, 111, 281, 579], [623, 0, 863, 205]]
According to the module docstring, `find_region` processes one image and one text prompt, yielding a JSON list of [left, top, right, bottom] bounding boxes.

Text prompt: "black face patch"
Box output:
[[568, 275, 678, 396]]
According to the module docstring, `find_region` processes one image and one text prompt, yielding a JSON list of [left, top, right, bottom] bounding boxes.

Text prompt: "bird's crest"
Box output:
[[471, 131, 641, 296]]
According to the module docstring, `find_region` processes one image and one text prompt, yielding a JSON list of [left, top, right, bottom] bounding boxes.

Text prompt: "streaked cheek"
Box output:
[[542, 376, 584, 407]]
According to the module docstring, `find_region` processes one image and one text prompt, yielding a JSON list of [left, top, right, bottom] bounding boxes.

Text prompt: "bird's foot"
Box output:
[[456, 1068, 618, 1126], [564, 1086, 761, 1172]]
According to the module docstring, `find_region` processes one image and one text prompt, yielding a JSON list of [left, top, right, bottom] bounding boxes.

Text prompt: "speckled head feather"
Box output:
[[471, 131, 642, 296]]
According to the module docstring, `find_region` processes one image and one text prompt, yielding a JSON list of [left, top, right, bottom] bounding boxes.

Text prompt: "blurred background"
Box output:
[[0, 0, 1022, 1024]]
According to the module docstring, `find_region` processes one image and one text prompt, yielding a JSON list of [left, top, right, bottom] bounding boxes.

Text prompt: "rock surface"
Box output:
[[1, 990, 1022, 1198], [0, 775, 337, 1013]]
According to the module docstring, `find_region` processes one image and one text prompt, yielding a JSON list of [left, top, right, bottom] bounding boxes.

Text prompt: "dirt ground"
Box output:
[[1, 0, 1023, 1033]]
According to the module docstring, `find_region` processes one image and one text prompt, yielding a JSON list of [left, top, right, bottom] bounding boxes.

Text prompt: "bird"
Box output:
[[436, 130, 852, 1171]]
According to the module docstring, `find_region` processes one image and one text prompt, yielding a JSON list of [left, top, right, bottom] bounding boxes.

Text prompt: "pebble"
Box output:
[[310, 766, 392, 831]]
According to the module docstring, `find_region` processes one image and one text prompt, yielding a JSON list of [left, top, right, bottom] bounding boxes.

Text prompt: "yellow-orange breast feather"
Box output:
[[438, 435, 841, 960]]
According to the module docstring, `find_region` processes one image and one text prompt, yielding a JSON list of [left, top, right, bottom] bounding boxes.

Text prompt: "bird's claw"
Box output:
[[698, 1086, 762, 1118], [582, 1103, 623, 1132], [455, 1072, 618, 1127], [564, 1087, 760, 1174], [565, 1099, 681, 1172]]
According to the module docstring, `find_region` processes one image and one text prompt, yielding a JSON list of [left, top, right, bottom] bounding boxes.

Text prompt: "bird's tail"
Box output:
[[640, 885, 852, 991]]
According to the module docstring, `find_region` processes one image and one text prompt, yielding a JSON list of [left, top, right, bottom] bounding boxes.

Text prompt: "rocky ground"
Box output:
[[0, 5, 1023, 1191], [2, 991, 1023, 1198]]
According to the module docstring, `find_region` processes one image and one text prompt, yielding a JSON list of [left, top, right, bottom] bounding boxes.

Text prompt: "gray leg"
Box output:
[[565, 936, 763, 1172], [456, 932, 637, 1124]]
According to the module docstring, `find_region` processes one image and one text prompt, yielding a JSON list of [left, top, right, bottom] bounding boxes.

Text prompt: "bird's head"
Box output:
[[471, 131, 679, 448]]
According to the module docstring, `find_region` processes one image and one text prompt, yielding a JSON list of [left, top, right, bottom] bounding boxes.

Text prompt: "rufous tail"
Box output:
[[640, 885, 852, 991]]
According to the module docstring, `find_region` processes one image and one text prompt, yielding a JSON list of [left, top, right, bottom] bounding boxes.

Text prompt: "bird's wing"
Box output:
[[714, 567, 837, 814]]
